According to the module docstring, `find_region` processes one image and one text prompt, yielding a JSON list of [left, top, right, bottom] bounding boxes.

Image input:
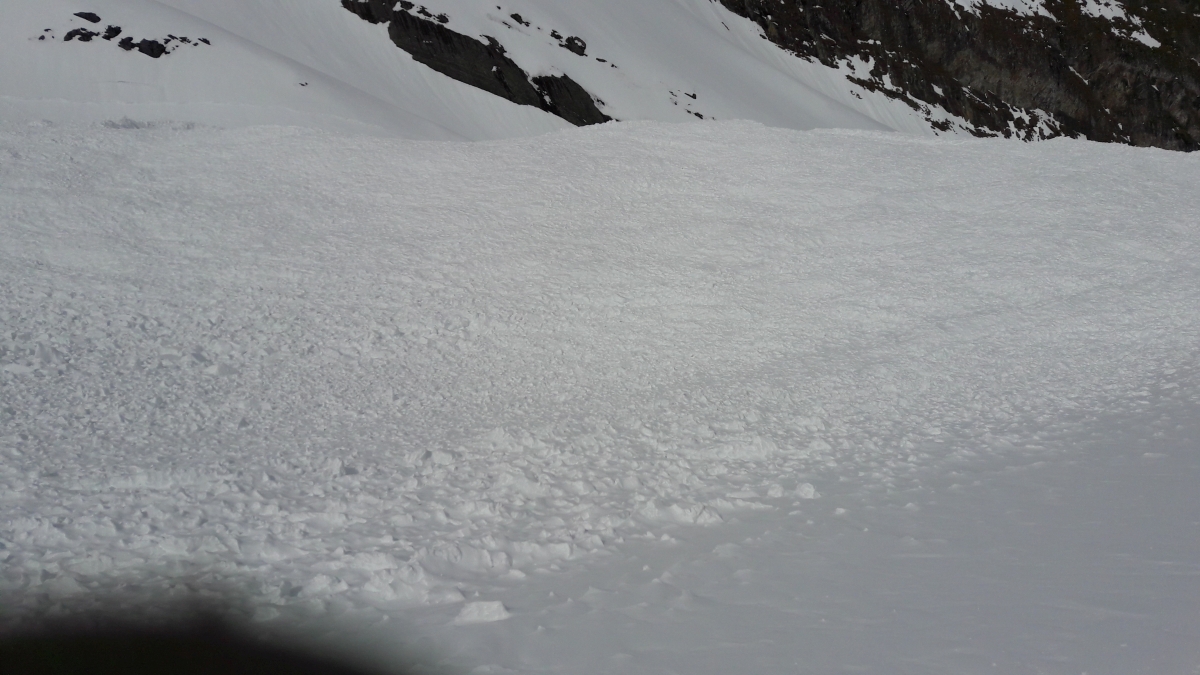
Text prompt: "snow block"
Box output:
[[453, 601, 511, 625]]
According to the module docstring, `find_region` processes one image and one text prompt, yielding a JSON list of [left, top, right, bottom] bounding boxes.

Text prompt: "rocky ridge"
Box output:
[[717, 0, 1200, 150]]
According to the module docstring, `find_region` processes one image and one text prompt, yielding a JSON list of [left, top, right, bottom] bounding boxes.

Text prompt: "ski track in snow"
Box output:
[[1, 120, 1198, 629]]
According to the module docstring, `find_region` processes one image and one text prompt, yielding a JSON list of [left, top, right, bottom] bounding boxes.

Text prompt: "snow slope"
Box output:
[[3, 0, 947, 139], [2, 119, 1199, 673], [2, 0, 568, 139], [317, 0, 925, 132]]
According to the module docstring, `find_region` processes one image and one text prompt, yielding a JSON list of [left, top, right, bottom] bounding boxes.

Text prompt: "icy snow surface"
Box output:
[[2, 119, 1199, 673]]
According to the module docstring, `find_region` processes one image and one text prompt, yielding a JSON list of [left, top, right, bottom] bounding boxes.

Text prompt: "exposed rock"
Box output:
[[531, 74, 610, 125], [58, 15, 208, 59], [717, 0, 1200, 151], [115, 36, 168, 58], [548, 30, 587, 55], [341, 0, 610, 126], [64, 28, 99, 43], [73, 12, 102, 24], [561, 36, 587, 56], [136, 39, 167, 59]]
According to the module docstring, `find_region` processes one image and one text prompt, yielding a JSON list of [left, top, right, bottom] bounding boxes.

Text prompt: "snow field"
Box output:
[[1, 119, 1199, 633]]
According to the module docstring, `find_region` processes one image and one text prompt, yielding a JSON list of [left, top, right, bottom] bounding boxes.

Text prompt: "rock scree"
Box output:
[[51, 10, 208, 59]]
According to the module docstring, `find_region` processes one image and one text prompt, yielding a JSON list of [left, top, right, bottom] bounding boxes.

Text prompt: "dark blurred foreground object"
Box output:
[[0, 619, 390, 675]]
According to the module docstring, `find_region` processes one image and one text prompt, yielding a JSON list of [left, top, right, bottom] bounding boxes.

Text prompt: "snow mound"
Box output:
[[453, 601, 512, 625]]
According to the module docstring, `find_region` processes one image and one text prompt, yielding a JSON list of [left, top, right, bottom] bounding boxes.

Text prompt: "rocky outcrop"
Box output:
[[718, 0, 1200, 151], [341, 0, 610, 127], [57, 12, 209, 59]]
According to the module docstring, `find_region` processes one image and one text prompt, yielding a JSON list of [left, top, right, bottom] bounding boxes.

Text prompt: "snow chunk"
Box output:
[[640, 502, 724, 526], [454, 601, 512, 625]]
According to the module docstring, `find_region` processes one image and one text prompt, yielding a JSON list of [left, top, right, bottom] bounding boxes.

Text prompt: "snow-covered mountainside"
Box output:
[[2, 0, 570, 139], [7, 0, 1199, 146], [9, 0, 1195, 146], [4, 0, 996, 139]]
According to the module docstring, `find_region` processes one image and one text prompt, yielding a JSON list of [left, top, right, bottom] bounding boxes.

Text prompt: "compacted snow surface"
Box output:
[[2, 119, 1199, 674]]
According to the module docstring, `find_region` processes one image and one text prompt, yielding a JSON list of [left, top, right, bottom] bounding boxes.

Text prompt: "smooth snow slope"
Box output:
[[2, 121, 1198, 674], [2, 0, 568, 139], [4, 0, 942, 139]]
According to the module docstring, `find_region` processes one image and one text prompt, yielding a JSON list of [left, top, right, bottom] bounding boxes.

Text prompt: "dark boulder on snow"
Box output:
[[549, 30, 587, 56], [717, 0, 1200, 151], [561, 35, 587, 56], [74, 12, 102, 24], [136, 39, 167, 58], [341, 0, 610, 126], [64, 28, 100, 42], [115, 37, 169, 58]]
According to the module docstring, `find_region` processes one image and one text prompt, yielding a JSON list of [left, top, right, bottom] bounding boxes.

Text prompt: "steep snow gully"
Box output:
[[2, 118, 1199, 673]]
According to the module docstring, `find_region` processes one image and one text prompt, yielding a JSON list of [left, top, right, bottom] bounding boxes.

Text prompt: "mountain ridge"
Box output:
[[718, 0, 1200, 150], [5, 0, 1197, 149]]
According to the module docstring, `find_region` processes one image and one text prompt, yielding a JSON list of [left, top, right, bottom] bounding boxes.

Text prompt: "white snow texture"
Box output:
[[3, 118, 1199, 672], [2, 1, 1199, 674]]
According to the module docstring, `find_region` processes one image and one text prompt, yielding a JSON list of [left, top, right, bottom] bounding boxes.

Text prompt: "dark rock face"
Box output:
[[73, 12, 102, 24], [531, 74, 610, 126], [341, 0, 610, 126], [717, 0, 1200, 151], [136, 39, 168, 58]]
